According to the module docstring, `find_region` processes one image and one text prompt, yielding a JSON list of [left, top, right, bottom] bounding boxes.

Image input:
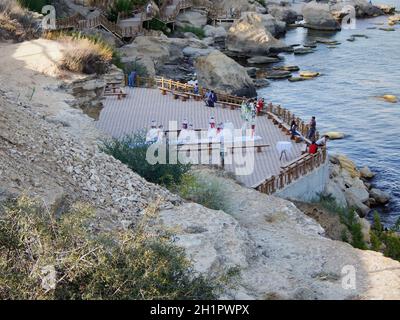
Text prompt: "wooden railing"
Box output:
[[57, 13, 143, 38], [265, 103, 320, 140], [155, 77, 244, 105], [119, 75, 327, 194], [254, 147, 327, 195], [160, 0, 194, 23]]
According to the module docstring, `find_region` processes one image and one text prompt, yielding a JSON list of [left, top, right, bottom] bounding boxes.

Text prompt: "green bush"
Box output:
[[101, 131, 191, 188], [370, 212, 400, 262], [339, 209, 367, 250], [107, 0, 147, 22], [0, 196, 218, 299], [148, 18, 170, 35], [316, 194, 367, 249], [175, 173, 231, 212], [177, 26, 205, 39], [17, 0, 50, 13]]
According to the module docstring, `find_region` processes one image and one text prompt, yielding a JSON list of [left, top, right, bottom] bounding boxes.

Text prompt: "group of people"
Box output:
[[289, 116, 329, 154], [145, 120, 164, 144], [240, 98, 265, 137]]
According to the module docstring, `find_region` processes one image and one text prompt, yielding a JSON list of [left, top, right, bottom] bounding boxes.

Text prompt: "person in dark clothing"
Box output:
[[290, 119, 300, 139], [208, 90, 217, 108], [307, 116, 317, 140]]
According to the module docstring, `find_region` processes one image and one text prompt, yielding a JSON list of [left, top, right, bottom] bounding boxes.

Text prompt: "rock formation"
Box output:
[[194, 50, 257, 97], [226, 12, 290, 56], [302, 1, 341, 31]]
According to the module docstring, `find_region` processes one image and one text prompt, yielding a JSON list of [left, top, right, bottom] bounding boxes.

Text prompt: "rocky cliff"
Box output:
[[1, 37, 400, 300]]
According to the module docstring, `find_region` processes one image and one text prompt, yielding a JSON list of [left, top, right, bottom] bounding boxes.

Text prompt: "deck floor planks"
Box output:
[[96, 87, 304, 187]]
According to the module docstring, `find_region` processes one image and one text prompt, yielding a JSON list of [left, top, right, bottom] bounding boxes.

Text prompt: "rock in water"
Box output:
[[195, 51, 257, 97], [274, 65, 300, 72], [247, 56, 280, 64], [288, 77, 308, 82], [324, 131, 345, 139], [382, 95, 398, 103], [299, 71, 320, 78], [360, 166, 375, 179], [294, 48, 314, 55], [369, 188, 391, 204], [302, 1, 341, 31], [265, 70, 292, 79], [379, 27, 395, 31]]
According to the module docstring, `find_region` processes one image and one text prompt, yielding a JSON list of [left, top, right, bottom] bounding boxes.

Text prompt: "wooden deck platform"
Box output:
[[96, 87, 305, 188]]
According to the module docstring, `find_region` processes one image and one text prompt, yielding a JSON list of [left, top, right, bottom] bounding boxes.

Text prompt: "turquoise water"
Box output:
[[258, 2, 400, 226]]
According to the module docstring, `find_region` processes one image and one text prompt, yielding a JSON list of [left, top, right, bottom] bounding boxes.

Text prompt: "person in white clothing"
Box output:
[[316, 135, 329, 147], [146, 120, 159, 143]]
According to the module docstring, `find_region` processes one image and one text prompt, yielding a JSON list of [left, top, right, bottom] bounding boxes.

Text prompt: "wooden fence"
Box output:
[[265, 103, 320, 140], [254, 147, 327, 195]]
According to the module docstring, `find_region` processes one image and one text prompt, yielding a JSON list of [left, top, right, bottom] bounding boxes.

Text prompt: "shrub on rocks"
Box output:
[[0, 196, 217, 299], [101, 132, 191, 188], [370, 212, 400, 262], [175, 173, 231, 213]]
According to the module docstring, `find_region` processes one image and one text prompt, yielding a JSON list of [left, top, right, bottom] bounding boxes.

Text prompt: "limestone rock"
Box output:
[[195, 50, 257, 97], [118, 35, 209, 77], [302, 1, 341, 31], [267, 4, 299, 24], [299, 71, 320, 78], [247, 56, 280, 64], [369, 188, 391, 204], [203, 25, 227, 39], [335, 154, 360, 178], [382, 95, 398, 103], [360, 166, 375, 179], [226, 12, 290, 56], [324, 131, 345, 140], [331, 0, 384, 18], [175, 9, 208, 29], [345, 190, 370, 217]]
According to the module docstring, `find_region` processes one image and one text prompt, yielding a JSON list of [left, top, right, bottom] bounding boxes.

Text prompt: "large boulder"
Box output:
[[195, 50, 257, 97], [203, 25, 227, 39], [209, 0, 266, 13], [302, 1, 341, 31], [360, 166, 375, 179], [118, 35, 209, 77], [331, 0, 384, 18], [226, 12, 290, 56], [175, 9, 208, 29], [267, 4, 299, 24], [369, 188, 391, 205]]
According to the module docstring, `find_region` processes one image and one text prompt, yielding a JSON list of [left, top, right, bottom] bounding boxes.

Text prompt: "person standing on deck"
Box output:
[[290, 119, 300, 140], [256, 97, 264, 115], [208, 90, 217, 108], [250, 100, 257, 137], [204, 89, 211, 106], [316, 135, 329, 147], [146, 120, 158, 143], [307, 116, 317, 140], [128, 71, 137, 88], [194, 83, 199, 95], [207, 116, 217, 140]]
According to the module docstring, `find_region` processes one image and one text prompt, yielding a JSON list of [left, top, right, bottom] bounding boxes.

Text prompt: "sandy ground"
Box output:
[[0, 39, 99, 143]]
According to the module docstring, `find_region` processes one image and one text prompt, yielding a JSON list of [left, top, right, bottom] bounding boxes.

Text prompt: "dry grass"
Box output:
[[45, 32, 114, 74], [0, 0, 34, 27], [0, 0, 35, 40]]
